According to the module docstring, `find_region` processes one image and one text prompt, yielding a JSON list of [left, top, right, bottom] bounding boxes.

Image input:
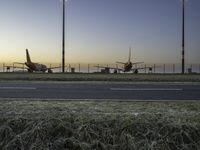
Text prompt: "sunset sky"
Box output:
[[0, 0, 199, 64]]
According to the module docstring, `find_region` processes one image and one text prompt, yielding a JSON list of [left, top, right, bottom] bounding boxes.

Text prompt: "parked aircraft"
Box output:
[[95, 48, 152, 73], [5, 49, 60, 73]]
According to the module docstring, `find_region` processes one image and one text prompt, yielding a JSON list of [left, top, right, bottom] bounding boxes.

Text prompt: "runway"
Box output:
[[0, 81, 199, 100]]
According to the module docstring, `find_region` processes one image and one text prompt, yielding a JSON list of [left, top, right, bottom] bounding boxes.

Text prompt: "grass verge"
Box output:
[[0, 72, 200, 82], [0, 100, 200, 149]]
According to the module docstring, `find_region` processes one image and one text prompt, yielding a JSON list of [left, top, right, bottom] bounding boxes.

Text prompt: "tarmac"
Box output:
[[0, 81, 199, 100]]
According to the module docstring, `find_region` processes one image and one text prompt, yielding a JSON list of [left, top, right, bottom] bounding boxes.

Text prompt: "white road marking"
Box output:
[[0, 87, 37, 90], [110, 88, 183, 91]]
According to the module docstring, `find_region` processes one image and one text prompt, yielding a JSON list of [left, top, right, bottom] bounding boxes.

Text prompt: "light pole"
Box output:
[[62, 0, 65, 73], [181, 0, 186, 74]]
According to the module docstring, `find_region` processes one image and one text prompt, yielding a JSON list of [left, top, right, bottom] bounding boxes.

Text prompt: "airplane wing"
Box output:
[[3, 65, 13, 69], [131, 66, 152, 71], [14, 66, 28, 69], [94, 65, 115, 70], [116, 62, 126, 64], [13, 62, 25, 65], [46, 66, 61, 73], [116, 62, 144, 65], [12, 62, 27, 69], [129, 66, 152, 74], [94, 65, 124, 72], [3, 65, 28, 70], [132, 62, 144, 65], [47, 66, 61, 69]]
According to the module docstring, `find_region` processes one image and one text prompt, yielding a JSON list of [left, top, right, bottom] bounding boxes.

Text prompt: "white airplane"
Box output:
[[6, 49, 60, 73], [95, 48, 152, 73]]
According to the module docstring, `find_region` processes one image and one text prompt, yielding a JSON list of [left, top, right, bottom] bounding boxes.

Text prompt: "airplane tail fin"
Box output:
[[128, 47, 131, 63], [26, 49, 31, 63]]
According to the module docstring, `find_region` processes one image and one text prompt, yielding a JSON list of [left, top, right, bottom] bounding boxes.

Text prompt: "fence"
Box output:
[[1, 63, 200, 74]]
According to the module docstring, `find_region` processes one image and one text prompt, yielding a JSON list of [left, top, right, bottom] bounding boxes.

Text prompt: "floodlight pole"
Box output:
[[181, 0, 185, 74], [62, 0, 65, 73]]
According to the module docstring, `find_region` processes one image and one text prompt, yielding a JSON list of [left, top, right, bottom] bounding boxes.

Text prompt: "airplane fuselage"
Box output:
[[25, 62, 47, 72], [124, 62, 132, 72]]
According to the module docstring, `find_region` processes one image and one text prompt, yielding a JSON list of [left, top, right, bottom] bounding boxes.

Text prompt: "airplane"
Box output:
[[6, 49, 60, 73], [95, 47, 152, 73]]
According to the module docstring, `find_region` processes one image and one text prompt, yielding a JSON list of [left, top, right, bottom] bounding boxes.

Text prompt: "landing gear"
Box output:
[[48, 69, 53, 73], [28, 69, 33, 73], [133, 69, 138, 74], [113, 69, 118, 74]]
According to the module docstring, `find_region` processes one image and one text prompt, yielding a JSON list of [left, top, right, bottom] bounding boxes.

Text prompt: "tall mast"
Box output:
[[181, 0, 185, 74], [62, 0, 65, 73]]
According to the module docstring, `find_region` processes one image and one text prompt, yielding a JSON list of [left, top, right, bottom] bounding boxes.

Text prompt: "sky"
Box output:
[[0, 0, 200, 64]]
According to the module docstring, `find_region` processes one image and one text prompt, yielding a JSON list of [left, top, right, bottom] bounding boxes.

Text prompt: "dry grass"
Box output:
[[0, 100, 200, 149], [0, 72, 200, 82]]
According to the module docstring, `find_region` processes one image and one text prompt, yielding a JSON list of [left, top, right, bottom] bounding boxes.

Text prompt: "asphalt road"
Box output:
[[0, 81, 200, 100]]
